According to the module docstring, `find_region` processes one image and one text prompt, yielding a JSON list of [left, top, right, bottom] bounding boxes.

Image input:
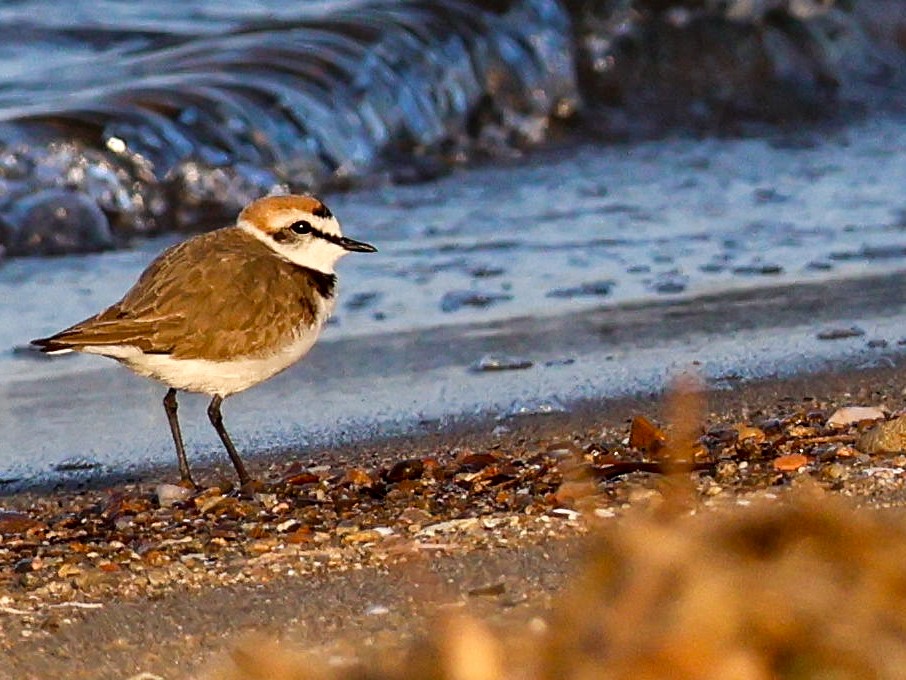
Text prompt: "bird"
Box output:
[[31, 194, 376, 489]]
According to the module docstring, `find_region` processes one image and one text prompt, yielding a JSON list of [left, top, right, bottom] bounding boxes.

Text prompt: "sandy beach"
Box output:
[[4, 357, 906, 678]]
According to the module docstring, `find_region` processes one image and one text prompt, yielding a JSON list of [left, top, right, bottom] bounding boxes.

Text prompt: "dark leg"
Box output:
[[163, 388, 196, 487], [206, 395, 251, 486]]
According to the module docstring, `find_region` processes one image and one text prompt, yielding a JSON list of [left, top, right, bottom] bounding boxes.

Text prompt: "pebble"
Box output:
[[0, 511, 44, 535], [817, 326, 865, 340], [470, 354, 534, 372], [253, 493, 278, 509], [546, 280, 614, 298], [155, 484, 192, 508], [773, 454, 809, 472], [276, 519, 300, 533], [733, 424, 766, 443], [497, 398, 567, 419], [859, 415, 906, 455], [198, 495, 229, 515], [628, 415, 666, 452], [440, 290, 512, 313], [826, 406, 885, 428], [820, 463, 847, 481], [653, 276, 687, 294], [385, 459, 425, 482], [342, 529, 384, 545], [732, 263, 783, 275], [344, 291, 382, 310], [418, 518, 480, 536]]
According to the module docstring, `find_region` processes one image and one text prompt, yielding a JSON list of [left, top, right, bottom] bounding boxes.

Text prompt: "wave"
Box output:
[[0, 0, 902, 256]]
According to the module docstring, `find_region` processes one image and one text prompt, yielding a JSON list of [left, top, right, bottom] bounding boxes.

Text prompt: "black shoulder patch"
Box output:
[[304, 267, 337, 300], [312, 202, 333, 219]]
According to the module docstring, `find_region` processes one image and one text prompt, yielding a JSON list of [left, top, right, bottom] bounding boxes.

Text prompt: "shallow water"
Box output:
[[3, 113, 906, 483]]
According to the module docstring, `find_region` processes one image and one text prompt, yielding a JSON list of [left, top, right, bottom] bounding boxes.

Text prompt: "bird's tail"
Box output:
[[31, 335, 77, 355]]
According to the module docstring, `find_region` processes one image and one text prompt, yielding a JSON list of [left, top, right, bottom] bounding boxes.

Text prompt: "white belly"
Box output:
[[86, 330, 322, 396]]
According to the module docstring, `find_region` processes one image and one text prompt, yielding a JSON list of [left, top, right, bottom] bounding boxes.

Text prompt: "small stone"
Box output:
[[247, 539, 278, 554], [859, 415, 906, 455], [817, 326, 865, 340], [456, 452, 499, 473], [628, 415, 666, 452], [342, 468, 375, 487], [344, 291, 382, 310], [276, 519, 300, 533], [418, 518, 480, 536], [497, 398, 567, 419], [555, 480, 597, 506], [733, 424, 765, 444], [826, 406, 886, 429], [732, 263, 783, 275], [821, 463, 847, 481], [772, 454, 809, 472], [0, 511, 45, 535], [440, 290, 512, 313], [385, 459, 425, 482], [467, 582, 506, 597], [786, 425, 818, 438], [156, 484, 192, 508], [198, 495, 229, 515], [253, 493, 279, 509], [13, 558, 36, 574], [285, 527, 314, 544], [546, 280, 615, 299], [342, 529, 384, 545], [398, 507, 433, 526], [703, 482, 724, 496], [57, 563, 82, 578], [146, 569, 170, 587], [715, 461, 739, 481], [470, 354, 534, 372], [653, 276, 687, 294]]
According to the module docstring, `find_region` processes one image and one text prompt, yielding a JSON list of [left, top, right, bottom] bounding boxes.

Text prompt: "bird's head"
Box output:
[[239, 194, 376, 273]]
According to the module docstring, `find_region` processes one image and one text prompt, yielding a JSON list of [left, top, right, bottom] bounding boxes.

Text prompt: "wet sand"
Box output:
[[4, 269, 906, 486], [4, 357, 906, 679]]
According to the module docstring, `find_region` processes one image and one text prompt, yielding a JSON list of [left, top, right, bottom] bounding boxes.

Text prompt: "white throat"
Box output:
[[239, 220, 347, 274]]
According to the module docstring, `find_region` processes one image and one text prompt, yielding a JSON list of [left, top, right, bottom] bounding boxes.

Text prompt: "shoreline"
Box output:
[[5, 268, 906, 488], [4, 359, 906, 677]]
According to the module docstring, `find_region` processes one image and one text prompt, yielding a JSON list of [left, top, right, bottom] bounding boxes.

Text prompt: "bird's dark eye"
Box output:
[[290, 220, 313, 235]]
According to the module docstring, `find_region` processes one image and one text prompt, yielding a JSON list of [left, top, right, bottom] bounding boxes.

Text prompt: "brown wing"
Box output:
[[32, 228, 322, 360]]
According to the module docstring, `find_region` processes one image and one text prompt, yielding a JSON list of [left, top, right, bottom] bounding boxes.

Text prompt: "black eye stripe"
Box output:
[[276, 222, 344, 246]]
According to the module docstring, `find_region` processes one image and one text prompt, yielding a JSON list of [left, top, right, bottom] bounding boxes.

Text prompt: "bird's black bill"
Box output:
[[339, 236, 377, 253]]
